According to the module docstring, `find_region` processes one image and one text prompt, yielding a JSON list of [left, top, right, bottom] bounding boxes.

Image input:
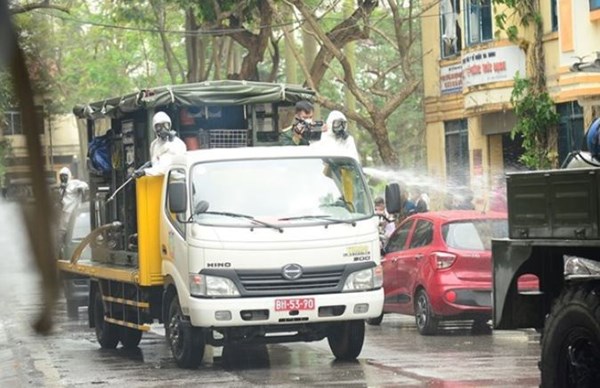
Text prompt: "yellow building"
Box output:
[[1, 107, 84, 198], [421, 0, 600, 208]]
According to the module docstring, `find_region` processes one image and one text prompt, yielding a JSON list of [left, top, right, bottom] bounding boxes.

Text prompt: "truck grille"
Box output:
[[236, 266, 345, 296]]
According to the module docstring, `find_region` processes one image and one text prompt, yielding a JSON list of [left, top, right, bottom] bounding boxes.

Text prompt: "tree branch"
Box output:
[[289, 0, 375, 114], [10, 1, 69, 14], [301, 0, 377, 88]]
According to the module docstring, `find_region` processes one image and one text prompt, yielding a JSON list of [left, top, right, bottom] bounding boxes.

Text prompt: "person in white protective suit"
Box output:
[[133, 111, 187, 177], [58, 167, 89, 246], [313, 110, 360, 162]]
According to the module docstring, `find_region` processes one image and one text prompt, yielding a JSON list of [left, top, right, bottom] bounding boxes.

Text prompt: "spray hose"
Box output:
[[69, 221, 122, 265]]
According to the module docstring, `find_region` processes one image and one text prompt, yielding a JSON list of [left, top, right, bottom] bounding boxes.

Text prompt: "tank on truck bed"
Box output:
[[492, 167, 600, 386]]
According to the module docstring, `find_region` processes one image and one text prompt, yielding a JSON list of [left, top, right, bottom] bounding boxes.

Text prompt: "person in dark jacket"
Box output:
[[414, 187, 429, 213]]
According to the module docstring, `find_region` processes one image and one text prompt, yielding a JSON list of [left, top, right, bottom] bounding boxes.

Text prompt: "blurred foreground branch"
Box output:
[[1, 0, 58, 334]]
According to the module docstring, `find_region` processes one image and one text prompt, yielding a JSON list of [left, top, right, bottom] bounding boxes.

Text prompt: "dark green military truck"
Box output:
[[492, 167, 600, 387]]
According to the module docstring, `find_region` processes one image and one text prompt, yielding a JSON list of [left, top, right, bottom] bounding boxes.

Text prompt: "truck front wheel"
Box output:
[[327, 320, 365, 361], [166, 296, 205, 369], [93, 289, 120, 349], [540, 285, 600, 387]]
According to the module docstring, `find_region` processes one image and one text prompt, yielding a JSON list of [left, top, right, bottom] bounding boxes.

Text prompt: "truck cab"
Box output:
[[156, 147, 382, 366]]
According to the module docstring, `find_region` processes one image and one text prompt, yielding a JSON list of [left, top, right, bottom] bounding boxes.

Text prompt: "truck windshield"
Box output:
[[191, 157, 372, 226]]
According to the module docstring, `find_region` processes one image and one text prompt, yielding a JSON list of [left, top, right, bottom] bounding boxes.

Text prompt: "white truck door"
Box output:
[[161, 168, 190, 293]]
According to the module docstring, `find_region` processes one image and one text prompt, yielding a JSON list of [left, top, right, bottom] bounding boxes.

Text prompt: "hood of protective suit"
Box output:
[[59, 167, 72, 180], [152, 111, 172, 127], [325, 110, 347, 140]]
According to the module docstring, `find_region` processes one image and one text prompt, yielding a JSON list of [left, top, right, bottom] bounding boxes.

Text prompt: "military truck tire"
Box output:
[[93, 289, 120, 349], [366, 313, 384, 326], [166, 296, 205, 369], [540, 285, 600, 388], [120, 327, 143, 349], [327, 320, 365, 360], [415, 289, 438, 335]]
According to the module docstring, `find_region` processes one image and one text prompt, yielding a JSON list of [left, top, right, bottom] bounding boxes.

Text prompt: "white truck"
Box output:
[[59, 81, 383, 368]]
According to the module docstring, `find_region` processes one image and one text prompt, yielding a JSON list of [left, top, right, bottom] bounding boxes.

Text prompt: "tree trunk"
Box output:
[[212, 37, 221, 80], [283, 7, 297, 84], [343, 0, 356, 132], [530, 0, 545, 93], [371, 119, 399, 166], [151, 0, 184, 84], [185, 8, 202, 82], [308, 0, 377, 88], [267, 37, 280, 82], [227, 0, 274, 81]]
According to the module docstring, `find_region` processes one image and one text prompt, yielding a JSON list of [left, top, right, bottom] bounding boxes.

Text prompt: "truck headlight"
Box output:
[[189, 274, 240, 297], [342, 265, 383, 292]]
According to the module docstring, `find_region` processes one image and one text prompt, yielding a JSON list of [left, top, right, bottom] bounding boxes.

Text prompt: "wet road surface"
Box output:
[[0, 202, 541, 387]]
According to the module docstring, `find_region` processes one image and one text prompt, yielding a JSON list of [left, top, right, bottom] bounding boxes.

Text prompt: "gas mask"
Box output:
[[331, 119, 349, 140], [154, 122, 173, 141], [59, 174, 68, 185]]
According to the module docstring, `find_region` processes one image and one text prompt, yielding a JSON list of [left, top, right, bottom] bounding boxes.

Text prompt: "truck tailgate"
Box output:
[[507, 168, 600, 239]]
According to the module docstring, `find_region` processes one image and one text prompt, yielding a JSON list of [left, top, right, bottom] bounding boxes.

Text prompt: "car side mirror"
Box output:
[[168, 181, 187, 214], [385, 183, 402, 213]]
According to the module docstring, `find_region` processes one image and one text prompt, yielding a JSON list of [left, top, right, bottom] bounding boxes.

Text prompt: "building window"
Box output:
[[591, 0, 600, 11], [440, 0, 462, 58], [556, 102, 584, 166], [0, 107, 45, 135], [466, 0, 493, 45], [1, 110, 22, 135], [551, 0, 558, 31], [445, 119, 469, 187]]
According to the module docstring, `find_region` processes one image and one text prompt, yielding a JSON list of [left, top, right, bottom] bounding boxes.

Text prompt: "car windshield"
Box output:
[[190, 157, 372, 226], [442, 219, 507, 251]]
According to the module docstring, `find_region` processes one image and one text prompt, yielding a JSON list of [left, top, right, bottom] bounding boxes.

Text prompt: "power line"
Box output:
[[33, 7, 443, 37], [38, 9, 301, 36]]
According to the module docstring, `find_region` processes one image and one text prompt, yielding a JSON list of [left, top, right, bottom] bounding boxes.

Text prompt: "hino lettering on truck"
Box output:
[[206, 262, 232, 268]]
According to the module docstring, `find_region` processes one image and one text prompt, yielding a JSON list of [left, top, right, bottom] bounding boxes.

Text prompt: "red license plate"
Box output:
[[274, 297, 316, 311]]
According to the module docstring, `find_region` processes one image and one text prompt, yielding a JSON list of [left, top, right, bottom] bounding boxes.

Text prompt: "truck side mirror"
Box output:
[[385, 183, 402, 213], [168, 181, 187, 214]]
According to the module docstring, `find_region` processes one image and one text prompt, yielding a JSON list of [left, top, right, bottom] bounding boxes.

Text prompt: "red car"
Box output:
[[371, 210, 531, 335]]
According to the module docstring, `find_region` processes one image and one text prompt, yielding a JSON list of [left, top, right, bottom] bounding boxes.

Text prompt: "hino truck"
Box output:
[[58, 80, 384, 368]]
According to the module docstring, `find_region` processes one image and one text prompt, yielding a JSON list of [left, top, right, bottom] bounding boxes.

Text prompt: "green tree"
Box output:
[[286, 0, 426, 167], [7, 0, 427, 169], [510, 74, 559, 169], [494, 0, 558, 169]]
